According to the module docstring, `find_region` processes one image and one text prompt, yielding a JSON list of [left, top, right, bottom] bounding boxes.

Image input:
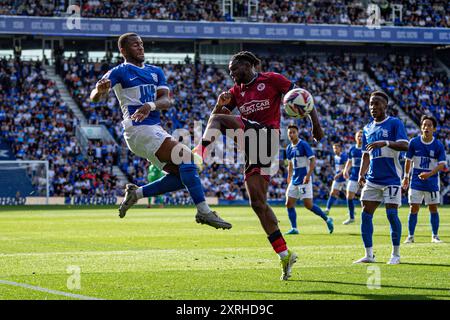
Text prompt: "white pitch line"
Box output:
[[0, 280, 104, 300]]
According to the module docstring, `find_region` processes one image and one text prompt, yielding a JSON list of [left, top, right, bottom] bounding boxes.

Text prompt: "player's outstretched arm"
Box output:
[[90, 78, 111, 102], [308, 108, 324, 142]]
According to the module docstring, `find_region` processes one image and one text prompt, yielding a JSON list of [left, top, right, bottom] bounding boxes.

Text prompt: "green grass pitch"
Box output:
[[0, 205, 449, 300]]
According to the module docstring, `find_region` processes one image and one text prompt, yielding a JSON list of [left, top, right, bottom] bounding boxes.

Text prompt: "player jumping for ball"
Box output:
[[90, 33, 231, 230], [354, 91, 409, 265], [402, 115, 446, 244], [194, 51, 324, 280]]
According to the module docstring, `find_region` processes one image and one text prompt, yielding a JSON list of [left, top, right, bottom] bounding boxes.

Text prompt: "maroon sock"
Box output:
[[268, 230, 287, 254]]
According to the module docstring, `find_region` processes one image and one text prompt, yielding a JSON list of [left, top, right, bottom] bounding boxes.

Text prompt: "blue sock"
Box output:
[[179, 163, 205, 205], [347, 198, 355, 219], [361, 211, 373, 248], [326, 196, 336, 210], [310, 204, 328, 222], [408, 213, 418, 236], [287, 207, 297, 229], [142, 174, 184, 197], [386, 208, 402, 246], [430, 212, 439, 236]]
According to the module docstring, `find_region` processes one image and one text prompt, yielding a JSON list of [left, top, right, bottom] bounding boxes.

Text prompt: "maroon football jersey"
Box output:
[[228, 72, 293, 129]]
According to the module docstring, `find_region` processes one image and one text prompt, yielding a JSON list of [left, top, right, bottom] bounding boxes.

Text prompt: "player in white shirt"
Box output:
[[90, 33, 231, 230]]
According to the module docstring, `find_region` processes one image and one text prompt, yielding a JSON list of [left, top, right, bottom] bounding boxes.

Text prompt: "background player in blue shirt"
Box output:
[[284, 125, 334, 235], [325, 142, 348, 215], [354, 91, 409, 265], [402, 115, 447, 244], [342, 130, 363, 225], [90, 33, 231, 229]]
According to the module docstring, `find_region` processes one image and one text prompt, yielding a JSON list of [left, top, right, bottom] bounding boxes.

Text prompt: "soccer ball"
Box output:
[[283, 88, 314, 119]]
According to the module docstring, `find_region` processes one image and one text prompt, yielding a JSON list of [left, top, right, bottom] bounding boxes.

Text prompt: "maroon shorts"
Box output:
[[237, 117, 279, 182]]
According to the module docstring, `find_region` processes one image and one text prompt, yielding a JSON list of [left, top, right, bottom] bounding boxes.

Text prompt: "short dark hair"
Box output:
[[230, 51, 261, 67], [370, 90, 389, 104], [118, 33, 139, 50], [420, 115, 437, 128], [332, 142, 342, 147], [287, 125, 299, 131]]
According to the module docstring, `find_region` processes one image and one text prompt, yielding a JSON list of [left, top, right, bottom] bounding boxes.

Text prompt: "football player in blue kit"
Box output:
[[354, 91, 409, 265], [342, 130, 363, 225], [402, 115, 446, 244], [284, 125, 334, 235], [325, 142, 348, 215], [90, 33, 231, 229]]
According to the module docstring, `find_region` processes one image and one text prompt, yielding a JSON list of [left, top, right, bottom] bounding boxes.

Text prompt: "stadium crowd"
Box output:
[[1, 51, 447, 203], [56, 52, 450, 204], [0, 0, 448, 27], [0, 57, 121, 198]]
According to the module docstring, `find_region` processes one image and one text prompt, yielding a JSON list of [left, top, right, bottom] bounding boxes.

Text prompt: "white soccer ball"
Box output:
[[283, 88, 314, 119]]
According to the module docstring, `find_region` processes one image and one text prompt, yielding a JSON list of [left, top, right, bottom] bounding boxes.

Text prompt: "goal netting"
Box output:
[[0, 160, 49, 204]]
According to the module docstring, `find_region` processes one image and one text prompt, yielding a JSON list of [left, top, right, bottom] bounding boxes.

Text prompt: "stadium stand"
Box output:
[[0, 0, 448, 27], [0, 57, 121, 197]]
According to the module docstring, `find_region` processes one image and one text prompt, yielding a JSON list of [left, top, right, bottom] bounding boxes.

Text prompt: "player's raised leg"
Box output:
[[246, 174, 297, 280]]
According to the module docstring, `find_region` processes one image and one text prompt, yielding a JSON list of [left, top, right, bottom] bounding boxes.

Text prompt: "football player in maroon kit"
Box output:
[[194, 51, 324, 280]]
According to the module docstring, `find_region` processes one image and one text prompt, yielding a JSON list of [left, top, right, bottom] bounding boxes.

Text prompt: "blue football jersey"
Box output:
[[406, 136, 446, 192], [286, 140, 315, 185], [334, 152, 348, 182], [362, 116, 408, 186], [102, 62, 169, 126], [348, 146, 363, 181]]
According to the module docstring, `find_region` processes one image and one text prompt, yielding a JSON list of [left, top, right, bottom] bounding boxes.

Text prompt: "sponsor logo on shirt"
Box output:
[[238, 99, 270, 114]]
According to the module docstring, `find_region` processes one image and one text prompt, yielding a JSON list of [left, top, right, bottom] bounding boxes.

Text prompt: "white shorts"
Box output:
[[360, 182, 402, 206], [331, 180, 347, 192], [287, 182, 313, 200], [122, 119, 172, 171], [347, 180, 360, 194], [408, 188, 440, 205]]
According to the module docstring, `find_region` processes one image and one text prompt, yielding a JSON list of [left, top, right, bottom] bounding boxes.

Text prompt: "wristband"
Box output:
[[148, 102, 157, 112], [385, 140, 390, 147]]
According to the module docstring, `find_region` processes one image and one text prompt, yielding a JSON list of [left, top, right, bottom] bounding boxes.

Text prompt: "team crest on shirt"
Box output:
[[257, 83, 265, 91], [151, 73, 158, 83], [430, 150, 434, 157], [381, 129, 388, 138]]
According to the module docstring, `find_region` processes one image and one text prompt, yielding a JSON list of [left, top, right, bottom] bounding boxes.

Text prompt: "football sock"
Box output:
[[361, 211, 374, 250], [310, 204, 328, 222], [179, 163, 210, 213], [268, 230, 288, 258], [408, 213, 418, 236], [287, 207, 297, 229], [392, 245, 400, 257], [386, 208, 402, 247], [326, 195, 336, 210], [347, 198, 355, 219], [430, 212, 439, 236], [139, 174, 184, 199]]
